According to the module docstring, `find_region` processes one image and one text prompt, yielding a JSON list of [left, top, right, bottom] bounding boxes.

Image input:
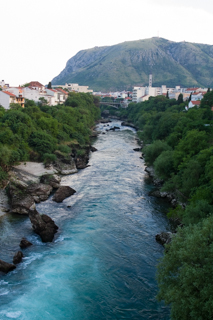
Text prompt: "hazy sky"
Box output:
[[2, 0, 213, 86]]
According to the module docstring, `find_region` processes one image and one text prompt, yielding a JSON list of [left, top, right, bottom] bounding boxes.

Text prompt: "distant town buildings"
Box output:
[[0, 77, 210, 110], [131, 75, 208, 110]]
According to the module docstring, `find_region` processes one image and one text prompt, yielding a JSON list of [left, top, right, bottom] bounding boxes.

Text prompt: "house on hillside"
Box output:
[[28, 81, 46, 92], [55, 88, 69, 104], [46, 88, 59, 105], [186, 100, 201, 110], [191, 92, 206, 101], [0, 90, 25, 109]]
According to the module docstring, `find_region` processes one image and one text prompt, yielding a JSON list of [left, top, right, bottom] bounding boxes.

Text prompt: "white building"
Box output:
[[0, 80, 9, 90], [52, 83, 93, 94], [0, 90, 25, 109], [132, 87, 146, 102]]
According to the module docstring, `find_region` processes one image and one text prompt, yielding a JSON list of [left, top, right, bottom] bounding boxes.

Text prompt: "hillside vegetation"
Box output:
[[52, 37, 213, 91], [0, 92, 100, 185], [103, 92, 213, 319]]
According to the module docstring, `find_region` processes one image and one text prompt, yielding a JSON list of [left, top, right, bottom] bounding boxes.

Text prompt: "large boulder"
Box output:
[[26, 183, 53, 203], [28, 209, 58, 242], [40, 174, 61, 189], [53, 186, 76, 203], [74, 146, 90, 169], [121, 121, 138, 130], [13, 251, 24, 264], [53, 152, 78, 175], [90, 146, 97, 152], [20, 237, 33, 249], [145, 166, 163, 186], [155, 232, 173, 246], [9, 181, 53, 214], [10, 194, 35, 215], [0, 259, 16, 273]]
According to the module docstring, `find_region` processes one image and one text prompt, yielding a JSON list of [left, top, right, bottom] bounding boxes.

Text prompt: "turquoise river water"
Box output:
[[0, 121, 170, 319]]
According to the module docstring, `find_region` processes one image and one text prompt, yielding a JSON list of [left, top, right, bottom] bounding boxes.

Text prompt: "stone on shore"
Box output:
[[0, 259, 16, 273], [90, 146, 97, 152], [53, 186, 76, 203], [13, 251, 24, 264], [20, 238, 33, 249], [40, 174, 61, 189], [53, 151, 78, 175], [10, 194, 35, 215], [26, 183, 53, 203], [133, 148, 141, 152], [29, 209, 58, 242], [155, 232, 173, 246]]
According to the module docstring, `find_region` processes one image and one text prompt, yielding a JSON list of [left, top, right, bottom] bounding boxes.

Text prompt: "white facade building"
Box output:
[[0, 91, 17, 109], [52, 83, 93, 94], [132, 87, 146, 103]]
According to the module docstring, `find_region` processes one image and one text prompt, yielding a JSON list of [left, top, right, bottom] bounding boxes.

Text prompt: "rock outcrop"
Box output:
[[9, 182, 53, 214], [29, 209, 58, 242], [20, 238, 33, 249], [10, 194, 35, 215], [40, 174, 61, 189], [53, 151, 78, 175], [73, 146, 91, 169], [0, 259, 16, 273], [53, 186, 76, 203], [26, 183, 53, 203], [121, 122, 138, 130], [90, 146, 97, 152], [155, 232, 173, 246], [13, 251, 24, 264], [145, 166, 163, 186]]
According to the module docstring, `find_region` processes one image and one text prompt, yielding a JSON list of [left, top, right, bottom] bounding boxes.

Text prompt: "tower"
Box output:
[[149, 73, 152, 87]]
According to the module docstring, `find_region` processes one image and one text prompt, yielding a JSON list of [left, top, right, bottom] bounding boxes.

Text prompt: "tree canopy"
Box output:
[[102, 93, 213, 319], [0, 92, 100, 185]]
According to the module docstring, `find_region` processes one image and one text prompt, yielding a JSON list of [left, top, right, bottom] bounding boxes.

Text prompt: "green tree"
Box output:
[[177, 93, 183, 105], [47, 82, 52, 89], [157, 215, 213, 320], [38, 97, 48, 106], [144, 140, 171, 165], [154, 150, 174, 180]]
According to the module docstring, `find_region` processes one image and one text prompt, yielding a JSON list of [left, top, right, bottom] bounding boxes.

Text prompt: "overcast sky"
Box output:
[[2, 0, 213, 86]]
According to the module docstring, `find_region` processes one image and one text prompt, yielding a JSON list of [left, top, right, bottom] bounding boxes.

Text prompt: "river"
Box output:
[[0, 120, 170, 319]]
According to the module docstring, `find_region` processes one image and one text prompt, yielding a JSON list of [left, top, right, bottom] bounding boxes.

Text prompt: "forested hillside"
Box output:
[[0, 92, 100, 185], [103, 92, 213, 319], [52, 37, 213, 91]]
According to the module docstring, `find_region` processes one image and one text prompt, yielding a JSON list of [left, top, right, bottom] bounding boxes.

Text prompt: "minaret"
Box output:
[[149, 73, 152, 87]]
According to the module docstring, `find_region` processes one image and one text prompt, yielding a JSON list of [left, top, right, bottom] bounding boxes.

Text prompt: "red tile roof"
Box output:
[[56, 88, 68, 94], [191, 100, 201, 105], [186, 87, 199, 91], [3, 91, 16, 97], [47, 89, 57, 92], [28, 81, 44, 87]]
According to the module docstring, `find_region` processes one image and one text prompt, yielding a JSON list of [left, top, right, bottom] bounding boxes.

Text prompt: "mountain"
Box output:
[[52, 37, 213, 91]]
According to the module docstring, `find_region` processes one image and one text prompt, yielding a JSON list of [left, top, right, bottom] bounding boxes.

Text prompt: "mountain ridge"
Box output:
[[52, 37, 213, 91]]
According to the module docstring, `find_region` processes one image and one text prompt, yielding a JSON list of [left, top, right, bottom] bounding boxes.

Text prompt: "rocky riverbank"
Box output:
[[0, 128, 101, 273]]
